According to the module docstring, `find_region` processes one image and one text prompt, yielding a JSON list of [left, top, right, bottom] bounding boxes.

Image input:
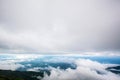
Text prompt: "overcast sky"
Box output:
[[0, 0, 120, 55]]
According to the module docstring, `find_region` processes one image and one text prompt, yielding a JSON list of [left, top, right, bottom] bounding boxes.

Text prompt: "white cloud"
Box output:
[[0, 54, 42, 71], [0, 54, 119, 80], [0, 60, 25, 71], [42, 59, 120, 80], [27, 67, 41, 72]]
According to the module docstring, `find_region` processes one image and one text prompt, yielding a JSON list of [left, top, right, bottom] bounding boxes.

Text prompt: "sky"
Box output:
[[0, 0, 120, 55]]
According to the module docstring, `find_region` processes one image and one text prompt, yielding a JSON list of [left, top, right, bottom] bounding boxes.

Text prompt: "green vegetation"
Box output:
[[0, 70, 50, 80]]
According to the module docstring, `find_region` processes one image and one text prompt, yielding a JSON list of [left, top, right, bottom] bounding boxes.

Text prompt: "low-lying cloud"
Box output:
[[0, 60, 24, 71], [0, 54, 120, 80], [42, 59, 120, 80], [0, 54, 42, 70]]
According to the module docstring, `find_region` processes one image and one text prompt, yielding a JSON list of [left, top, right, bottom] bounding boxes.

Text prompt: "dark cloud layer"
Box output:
[[0, 0, 120, 55]]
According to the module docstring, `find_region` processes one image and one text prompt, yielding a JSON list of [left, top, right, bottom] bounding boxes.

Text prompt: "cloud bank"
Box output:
[[0, 54, 120, 80], [0, 58, 25, 71], [0, 54, 42, 70], [42, 59, 120, 80]]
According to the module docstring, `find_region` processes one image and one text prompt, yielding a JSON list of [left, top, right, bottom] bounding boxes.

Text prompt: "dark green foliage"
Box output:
[[0, 70, 50, 80]]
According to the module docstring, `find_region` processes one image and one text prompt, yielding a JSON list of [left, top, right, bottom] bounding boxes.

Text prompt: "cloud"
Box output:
[[0, 54, 42, 71], [0, 54, 119, 79], [27, 67, 41, 72], [42, 59, 120, 80], [0, 0, 120, 54], [0, 60, 25, 71]]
